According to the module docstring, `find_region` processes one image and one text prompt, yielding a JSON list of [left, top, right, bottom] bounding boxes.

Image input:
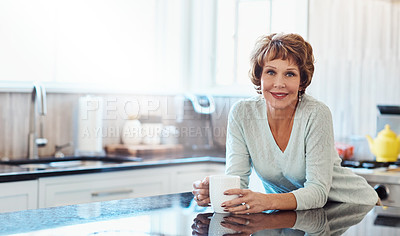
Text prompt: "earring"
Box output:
[[298, 91, 303, 102]]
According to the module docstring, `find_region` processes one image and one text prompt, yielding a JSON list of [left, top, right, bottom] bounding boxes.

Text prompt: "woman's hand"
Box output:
[[222, 189, 297, 213], [222, 189, 269, 214], [192, 176, 210, 206]]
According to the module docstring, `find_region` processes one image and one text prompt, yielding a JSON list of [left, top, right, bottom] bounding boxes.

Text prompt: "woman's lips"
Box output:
[[270, 92, 288, 99]]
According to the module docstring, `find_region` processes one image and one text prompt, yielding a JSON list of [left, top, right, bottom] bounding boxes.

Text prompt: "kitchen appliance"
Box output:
[[377, 105, 400, 135], [343, 160, 400, 208], [347, 105, 400, 204], [349, 105, 400, 206], [175, 94, 216, 151]]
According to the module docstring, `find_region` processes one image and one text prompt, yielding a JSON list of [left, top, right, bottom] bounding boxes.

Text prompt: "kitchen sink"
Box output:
[[0, 156, 142, 170]]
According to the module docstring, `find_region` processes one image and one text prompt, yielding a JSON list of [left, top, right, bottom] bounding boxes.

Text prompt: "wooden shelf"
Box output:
[[105, 144, 184, 156]]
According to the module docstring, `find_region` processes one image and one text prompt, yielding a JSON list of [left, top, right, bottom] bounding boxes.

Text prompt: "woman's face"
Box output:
[[261, 58, 301, 112]]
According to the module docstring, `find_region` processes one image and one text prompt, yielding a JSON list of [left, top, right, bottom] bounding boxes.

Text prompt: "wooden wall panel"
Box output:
[[0, 92, 239, 159]]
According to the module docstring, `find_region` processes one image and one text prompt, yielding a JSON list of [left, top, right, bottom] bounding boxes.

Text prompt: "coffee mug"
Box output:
[[209, 175, 240, 213]]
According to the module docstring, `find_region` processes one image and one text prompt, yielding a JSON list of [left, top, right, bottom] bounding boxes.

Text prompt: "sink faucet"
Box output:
[[28, 84, 48, 159]]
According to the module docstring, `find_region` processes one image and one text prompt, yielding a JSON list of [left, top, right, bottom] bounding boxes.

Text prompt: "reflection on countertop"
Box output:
[[0, 150, 226, 182], [1, 192, 400, 236], [192, 203, 376, 235]]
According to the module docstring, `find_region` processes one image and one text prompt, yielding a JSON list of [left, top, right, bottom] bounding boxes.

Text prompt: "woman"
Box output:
[[192, 33, 378, 213]]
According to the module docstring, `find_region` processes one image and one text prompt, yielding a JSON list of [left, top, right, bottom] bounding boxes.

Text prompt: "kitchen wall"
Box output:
[[307, 0, 400, 138], [1, 0, 399, 159], [0, 92, 243, 159]]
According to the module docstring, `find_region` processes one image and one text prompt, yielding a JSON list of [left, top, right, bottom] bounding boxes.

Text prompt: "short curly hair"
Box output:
[[249, 33, 315, 95]]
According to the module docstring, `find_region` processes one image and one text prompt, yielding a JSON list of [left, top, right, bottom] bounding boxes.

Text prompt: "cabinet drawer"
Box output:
[[38, 170, 171, 208]]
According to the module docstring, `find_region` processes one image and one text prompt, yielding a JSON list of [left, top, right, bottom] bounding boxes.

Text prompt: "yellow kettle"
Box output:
[[366, 124, 400, 162]]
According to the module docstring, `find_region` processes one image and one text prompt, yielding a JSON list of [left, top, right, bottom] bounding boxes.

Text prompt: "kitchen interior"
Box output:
[[1, 0, 400, 235]]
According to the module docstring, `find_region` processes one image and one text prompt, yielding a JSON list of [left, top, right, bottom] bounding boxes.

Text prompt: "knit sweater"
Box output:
[[225, 94, 378, 210]]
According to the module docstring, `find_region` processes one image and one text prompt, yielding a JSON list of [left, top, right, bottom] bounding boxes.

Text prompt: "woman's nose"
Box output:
[[273, 75, 286, 88]]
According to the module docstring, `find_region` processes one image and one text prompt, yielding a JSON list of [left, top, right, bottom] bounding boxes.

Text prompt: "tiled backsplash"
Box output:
[[0, 92, 245, 159]]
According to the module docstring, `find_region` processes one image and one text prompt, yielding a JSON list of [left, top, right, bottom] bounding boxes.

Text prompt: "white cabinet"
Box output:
[[38, 168, 171, 208], [0, 180, 38, 213], [38, 163, 225, 208], [0, 161, 226, 210], [171, 163, 225, 194]]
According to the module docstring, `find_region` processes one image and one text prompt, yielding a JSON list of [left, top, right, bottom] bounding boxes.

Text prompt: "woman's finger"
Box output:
[[192, 192, 209, 206], [224, 202, 250, 214], [222, 196, 250, 208], [195, 196, 210, 206], [193, 180, 203, 189], [193, 177, 210, 189], [202, 176, 210, 186], [195, 194, 209, 202], [224, 188, 250, 196], [192, 188, 209, 196], [222, 189, 252, 207]]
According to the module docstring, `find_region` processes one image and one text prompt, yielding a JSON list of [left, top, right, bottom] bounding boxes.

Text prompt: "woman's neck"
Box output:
[[266, 102, 298, 152], [266, 102, 298, 124]]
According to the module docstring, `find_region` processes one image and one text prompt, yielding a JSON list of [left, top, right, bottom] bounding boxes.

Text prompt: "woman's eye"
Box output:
[[266, 70, 275, 75], [286, 72, 296, 77]]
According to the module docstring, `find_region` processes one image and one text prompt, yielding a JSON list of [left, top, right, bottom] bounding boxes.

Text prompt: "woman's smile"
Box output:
[[270, 92, 289, 99], [261, 59, 301, 112]]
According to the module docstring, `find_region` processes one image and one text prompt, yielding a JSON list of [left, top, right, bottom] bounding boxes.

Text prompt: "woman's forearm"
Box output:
[[265, 192, 297, 210]]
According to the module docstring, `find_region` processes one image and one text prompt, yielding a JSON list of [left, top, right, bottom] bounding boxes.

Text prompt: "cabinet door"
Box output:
[[38, 169, 171, 208], [0, 180, 38, 213], [172, 163, 225, 194]]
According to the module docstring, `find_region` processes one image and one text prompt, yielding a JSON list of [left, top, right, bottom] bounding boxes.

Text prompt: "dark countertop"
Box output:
[[1, 192, 399, 235], [0, 151, 226, 183]]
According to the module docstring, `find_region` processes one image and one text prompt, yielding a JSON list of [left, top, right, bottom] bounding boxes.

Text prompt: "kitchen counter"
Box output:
[[0, 151, 226, 183], [1, 192, 399, 235]]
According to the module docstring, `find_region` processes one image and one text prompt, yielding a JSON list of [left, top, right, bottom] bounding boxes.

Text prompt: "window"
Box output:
[[0, 0, 308, 94], [211, 0, 309, 95], [215, 0, 270, 87], [0, 0, 185, 93]]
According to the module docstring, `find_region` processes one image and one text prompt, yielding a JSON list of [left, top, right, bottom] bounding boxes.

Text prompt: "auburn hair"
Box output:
[[249, 33, 315, 95]]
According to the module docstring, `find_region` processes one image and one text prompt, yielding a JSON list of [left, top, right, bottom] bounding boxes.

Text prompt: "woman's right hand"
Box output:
[[192, 176, 210, 206]]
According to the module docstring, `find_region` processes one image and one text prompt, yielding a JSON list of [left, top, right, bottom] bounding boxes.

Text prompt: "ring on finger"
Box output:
[[245, 203, 250, 210]]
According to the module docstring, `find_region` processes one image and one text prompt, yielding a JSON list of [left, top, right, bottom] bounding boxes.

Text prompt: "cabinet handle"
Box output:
[[91, 189, 133, 197]]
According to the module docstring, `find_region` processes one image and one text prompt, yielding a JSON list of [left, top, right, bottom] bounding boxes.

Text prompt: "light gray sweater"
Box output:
[[225, 94, 378, 210]]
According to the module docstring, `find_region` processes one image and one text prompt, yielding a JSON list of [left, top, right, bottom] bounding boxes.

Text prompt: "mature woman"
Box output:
[[192, 33, 378, 213]]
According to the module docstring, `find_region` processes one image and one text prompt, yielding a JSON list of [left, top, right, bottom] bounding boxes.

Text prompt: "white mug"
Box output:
[[209, 175, 240, 213]]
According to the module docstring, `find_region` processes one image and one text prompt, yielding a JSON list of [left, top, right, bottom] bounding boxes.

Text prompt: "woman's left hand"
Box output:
[[222, 189, 269, 214]]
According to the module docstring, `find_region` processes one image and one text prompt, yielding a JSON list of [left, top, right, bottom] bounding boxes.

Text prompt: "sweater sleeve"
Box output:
[[225, 102, 252, 189], [292, 104, 336, 210]]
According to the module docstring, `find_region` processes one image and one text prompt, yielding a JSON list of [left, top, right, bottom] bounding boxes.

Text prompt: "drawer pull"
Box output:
[[91, 189, 133, 197]]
